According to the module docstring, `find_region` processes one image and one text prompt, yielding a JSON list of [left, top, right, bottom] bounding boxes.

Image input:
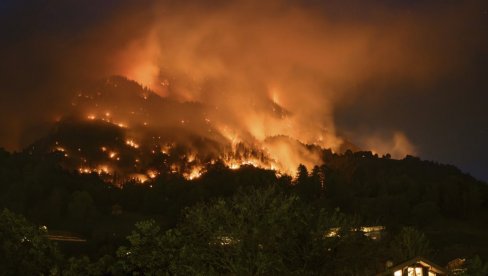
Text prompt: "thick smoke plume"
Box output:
[[1, 0, 486, 173], [111, 0, 476, 163]]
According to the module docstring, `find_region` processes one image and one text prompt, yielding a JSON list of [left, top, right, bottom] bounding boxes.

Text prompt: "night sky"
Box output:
[[0, 0, 487, 181]]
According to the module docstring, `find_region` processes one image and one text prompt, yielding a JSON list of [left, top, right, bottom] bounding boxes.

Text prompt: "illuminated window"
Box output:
[[394, 270, 402, 276], [428, 272, 436, 276], [407, 267, 423, 276]]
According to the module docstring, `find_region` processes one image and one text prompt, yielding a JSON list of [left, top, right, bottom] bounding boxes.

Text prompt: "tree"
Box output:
[[116, 220, 183, 275], [116, 186, 359, 275], [460, 255, 488, 276], [295, 164, 309, 186], [309, 165, 325, 198], [389, 227, 432, 262], [295, 164, 314, 199], [63, 255, 117, 276], [0, 209, 61, 275]]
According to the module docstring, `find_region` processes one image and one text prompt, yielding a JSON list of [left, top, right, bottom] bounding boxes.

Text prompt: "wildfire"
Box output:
[[79, 167, 91, 174], [53, 146, 66, 152], [187, 153, 196, 163], [129, 173, 148, 183], [126, 139, 140, 149], [183, 166, 204, 180], [61, 84, 337, 185], [147, 170, 158, 179], [161, 143, 174, 155], [78, 165, 112, 175], [97, 165, 111, 174], [223, 156, 276, 172]]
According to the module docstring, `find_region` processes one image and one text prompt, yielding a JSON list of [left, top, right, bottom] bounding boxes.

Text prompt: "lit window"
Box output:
[[394, 270, 402, 276], [407, 267, 423, 276]]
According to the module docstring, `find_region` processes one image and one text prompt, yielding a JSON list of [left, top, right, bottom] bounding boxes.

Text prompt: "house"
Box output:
[[377, 256, 447, 276]]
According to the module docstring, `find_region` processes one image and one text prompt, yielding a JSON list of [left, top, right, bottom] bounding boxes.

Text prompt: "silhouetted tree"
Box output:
[[390, 227, 432, 262], [116, 187, 360, 275], [295, 164, 309, 185], [461, 255, 488, 276], [64, 255, 117, 276], [310, 165, 325, 197]]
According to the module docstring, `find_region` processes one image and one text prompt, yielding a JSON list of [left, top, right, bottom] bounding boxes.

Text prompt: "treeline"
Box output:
[[0, 147, 488, 268], [322, 150, 488, 222], [2, 188, 488, 275]]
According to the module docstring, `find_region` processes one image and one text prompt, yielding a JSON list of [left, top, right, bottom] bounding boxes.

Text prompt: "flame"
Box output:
[[225, 159, 263, 171], [129, 173, 149, 183], [79, 167, 91, 174], [97, 165, 111, 174], [78, 165, 112, 175], [126, 139, 140, 149], [62, 4, 425, 184], [147, 169, 158, 179], [187, 153, 197, 163], [53, 146, 66, 152], [183, 166, 204, 180]]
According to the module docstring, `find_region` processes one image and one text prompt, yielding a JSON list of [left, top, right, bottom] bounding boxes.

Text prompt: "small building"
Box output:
[[377, 256, 447, 276]]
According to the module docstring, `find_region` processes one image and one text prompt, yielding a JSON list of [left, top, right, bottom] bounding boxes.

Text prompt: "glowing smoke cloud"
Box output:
[[111, 0, 449, 170], [2, 0, 485, 174]]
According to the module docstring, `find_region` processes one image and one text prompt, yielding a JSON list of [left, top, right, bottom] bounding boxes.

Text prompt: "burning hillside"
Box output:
[[0, 0, 431, 170], [28, 76, 350, 183]]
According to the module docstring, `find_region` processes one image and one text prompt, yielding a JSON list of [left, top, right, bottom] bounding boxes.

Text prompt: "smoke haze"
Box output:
[[0, 0, 487, 177]]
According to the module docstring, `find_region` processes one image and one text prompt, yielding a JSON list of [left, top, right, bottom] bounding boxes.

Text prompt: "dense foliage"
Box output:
[[115, 187, 367, 275], [0, 147, 487, 274], [0, 209, 61, 275]]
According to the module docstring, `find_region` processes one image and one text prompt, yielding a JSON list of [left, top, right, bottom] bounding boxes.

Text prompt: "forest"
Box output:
[[1, 147, 488, 275]]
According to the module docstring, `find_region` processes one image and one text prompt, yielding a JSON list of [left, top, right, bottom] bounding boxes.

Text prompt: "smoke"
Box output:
[[110, 0, 478, 162], [362, 132, 417, 159], [1, 0, 486, 172]]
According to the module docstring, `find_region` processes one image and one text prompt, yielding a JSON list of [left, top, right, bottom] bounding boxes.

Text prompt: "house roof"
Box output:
[[377, 256, 448, 275]]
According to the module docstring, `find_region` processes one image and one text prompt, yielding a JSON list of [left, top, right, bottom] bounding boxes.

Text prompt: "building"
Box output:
[[377, 256, 447, 276]]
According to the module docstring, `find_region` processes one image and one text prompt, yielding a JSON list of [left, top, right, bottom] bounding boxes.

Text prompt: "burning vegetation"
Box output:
[[28, 76, 348, 184]]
